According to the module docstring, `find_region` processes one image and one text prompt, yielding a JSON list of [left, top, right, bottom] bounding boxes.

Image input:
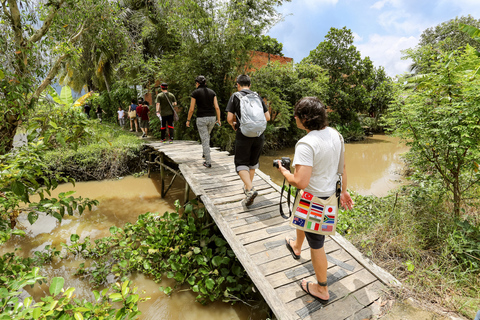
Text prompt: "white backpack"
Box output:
[[234, 91, 267, 137]]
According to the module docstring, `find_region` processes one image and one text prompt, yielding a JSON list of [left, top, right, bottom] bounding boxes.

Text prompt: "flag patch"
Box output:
[[321, 224, 333, 232], [311, 203, 324, 213], [292, 216, 306, 227], [307, 221, 320, 231], [302, 192, 314, 201], [298, 199, 311, 210], [324, 214, 336, 224], [294, 207, 308, 219]]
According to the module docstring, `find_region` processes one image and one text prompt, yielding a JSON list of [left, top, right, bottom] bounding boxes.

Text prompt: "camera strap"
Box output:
[[279, 178, 298, 219]]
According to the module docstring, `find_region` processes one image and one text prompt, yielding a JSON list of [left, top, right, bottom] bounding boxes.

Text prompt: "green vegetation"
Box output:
[[1, 0, 480, 318], [56, 200, 257, 305]]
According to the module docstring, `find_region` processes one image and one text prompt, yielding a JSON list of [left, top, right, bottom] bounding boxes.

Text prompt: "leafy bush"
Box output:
[[43, 125, 143, 180], [58, 200, 256, 305]]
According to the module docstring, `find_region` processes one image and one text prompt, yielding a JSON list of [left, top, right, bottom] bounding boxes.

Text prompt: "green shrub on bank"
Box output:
[[0, 251, 146, 319], [55, 200, 257, 305], [339, 186, 480, 319], [43, 125, 144, 181]]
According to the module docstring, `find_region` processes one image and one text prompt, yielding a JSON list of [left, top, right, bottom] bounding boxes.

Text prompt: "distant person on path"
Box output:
[[187, 75, 221, 167], [276, 97, 353, 304], [155, 83, 177, 143], [137, 100, 150, 138], [96, 105, 106, 122], [129, 98, 138, 132], [226, 74, 270, 206], [84, 103, 91, 118], [118, 107, 125, 127]]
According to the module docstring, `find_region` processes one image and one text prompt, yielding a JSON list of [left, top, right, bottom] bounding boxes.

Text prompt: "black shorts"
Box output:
[[234, 131, 265, 172]]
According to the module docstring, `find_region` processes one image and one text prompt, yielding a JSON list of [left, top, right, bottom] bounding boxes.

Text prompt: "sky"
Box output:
[[267, 0, 480, 78]]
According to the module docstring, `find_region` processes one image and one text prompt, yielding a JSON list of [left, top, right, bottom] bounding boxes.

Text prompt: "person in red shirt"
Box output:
[[136, 100, 150, 138]]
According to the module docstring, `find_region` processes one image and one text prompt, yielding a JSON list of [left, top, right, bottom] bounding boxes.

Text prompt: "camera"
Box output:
[[273, 157, 291, 171]]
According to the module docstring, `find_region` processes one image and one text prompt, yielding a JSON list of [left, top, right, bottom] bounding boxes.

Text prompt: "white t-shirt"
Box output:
[[292, 127, 344, 197], [118, 110, 125, 119]]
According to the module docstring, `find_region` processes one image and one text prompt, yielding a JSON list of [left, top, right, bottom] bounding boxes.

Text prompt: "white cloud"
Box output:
[[353, 32, 363, 42], [355, 34, 418, 77]]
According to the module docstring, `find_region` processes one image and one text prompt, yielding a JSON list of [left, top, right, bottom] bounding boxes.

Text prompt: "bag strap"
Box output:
[[162, 92, 175, 113], [279, 179, 298, 219]]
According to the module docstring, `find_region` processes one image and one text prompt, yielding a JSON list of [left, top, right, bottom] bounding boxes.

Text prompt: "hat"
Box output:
[[160, 83, 168, 89]]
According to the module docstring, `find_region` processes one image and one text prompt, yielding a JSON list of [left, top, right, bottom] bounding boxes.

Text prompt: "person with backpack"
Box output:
[[155, 83, 177, 143], [128, 98, 139, 132], [186, 75, 221, 167], [226, 74, 270, 206]]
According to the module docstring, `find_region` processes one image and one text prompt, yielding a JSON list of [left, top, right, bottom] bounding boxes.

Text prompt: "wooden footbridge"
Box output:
[[145, 140, 401, 320]]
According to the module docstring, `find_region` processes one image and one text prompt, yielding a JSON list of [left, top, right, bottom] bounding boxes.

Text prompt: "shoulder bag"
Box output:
[[163, 93, 179, 122], [284, 130, 344, 236], [128, 105, 136, 118]]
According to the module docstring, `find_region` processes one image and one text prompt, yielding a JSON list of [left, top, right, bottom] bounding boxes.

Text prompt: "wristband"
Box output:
[[187, 120, 191, 122]]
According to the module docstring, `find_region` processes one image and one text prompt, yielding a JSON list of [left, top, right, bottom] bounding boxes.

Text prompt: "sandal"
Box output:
[[301, 281, 329, 304], [285, 238, 300, 260]]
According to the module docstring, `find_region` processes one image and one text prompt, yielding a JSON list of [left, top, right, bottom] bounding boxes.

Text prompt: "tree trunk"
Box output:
[[453, 178, 461, 217], [0, 113, 20, 155]]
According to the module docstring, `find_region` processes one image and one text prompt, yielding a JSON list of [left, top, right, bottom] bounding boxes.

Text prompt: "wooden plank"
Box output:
[[258, 245, 351, 277], [300, 280, 385, 320], [330, 234, 401, 288], [199, 194, 297, 320], [275, 261, 366, 304], [267, 258, 361, 290], [232, 215, 287, 235]]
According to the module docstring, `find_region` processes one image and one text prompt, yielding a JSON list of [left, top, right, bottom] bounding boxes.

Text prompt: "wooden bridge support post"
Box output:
[[184, 183, 190, 205], [160, 153, 165, 198]]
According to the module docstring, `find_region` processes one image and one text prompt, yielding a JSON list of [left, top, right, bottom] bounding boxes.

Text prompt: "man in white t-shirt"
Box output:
[[118, 107, 125, 127]]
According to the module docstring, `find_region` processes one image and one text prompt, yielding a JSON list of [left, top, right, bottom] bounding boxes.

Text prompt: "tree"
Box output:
[[387, 47, 480, 217], [406, 15, 480, 74], [305, 27, 377, 138], [251, 61, 327, 128], [254, 35, 284, 56], [0, 0, 127, 154]]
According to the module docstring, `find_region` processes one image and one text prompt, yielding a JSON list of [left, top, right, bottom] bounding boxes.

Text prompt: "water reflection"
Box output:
[[260, 135, 409, 196], [2, 174, 262, 320]]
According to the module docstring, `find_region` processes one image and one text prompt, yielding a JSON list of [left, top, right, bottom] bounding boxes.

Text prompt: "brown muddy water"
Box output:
[[2, 134, 408, 319]]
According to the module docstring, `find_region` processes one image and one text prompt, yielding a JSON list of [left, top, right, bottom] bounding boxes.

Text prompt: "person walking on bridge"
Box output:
[[155, 83, 177, 143], [186, 75, 221, 168], [276, 97, 354, 304], [226, 74, 270, 206]]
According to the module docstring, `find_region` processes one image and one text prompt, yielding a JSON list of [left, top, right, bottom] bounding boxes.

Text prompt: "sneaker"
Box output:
[[129, 129, 133, 132], [245, 188, 258, 206], [203, 162, 211, 168], [169, 139, 173, 144], [162, 139, 167, 143], [142, 133, 146, 138]]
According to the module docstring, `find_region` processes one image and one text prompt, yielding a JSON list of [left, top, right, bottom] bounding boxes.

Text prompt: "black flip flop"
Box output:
[[285, 238, 300, 260], [301, 281, 329, 304]]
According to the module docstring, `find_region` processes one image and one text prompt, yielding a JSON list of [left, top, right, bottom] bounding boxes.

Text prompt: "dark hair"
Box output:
[[195, 75, 206, 86], [161, 83, 168, 89], [143, 100, 149, 106], [294, 97, 328, 131], [131, 99, 136, 104], [236, 74, 251, 87]]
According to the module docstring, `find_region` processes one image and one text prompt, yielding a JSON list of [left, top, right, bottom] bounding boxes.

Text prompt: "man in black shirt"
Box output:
[[226, 74, 270, 206]]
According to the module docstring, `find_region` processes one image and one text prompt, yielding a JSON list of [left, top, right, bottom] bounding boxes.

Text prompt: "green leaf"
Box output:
[[212, 256, 223, 267], [109, 293, 123, 302], [205, 278, 215, 290], [0, 69, 4, 80], [28, 212, 38, 225], [60, 85, 74, 105], [49, 277, 64, 296], [11, 181, 26, 197]]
